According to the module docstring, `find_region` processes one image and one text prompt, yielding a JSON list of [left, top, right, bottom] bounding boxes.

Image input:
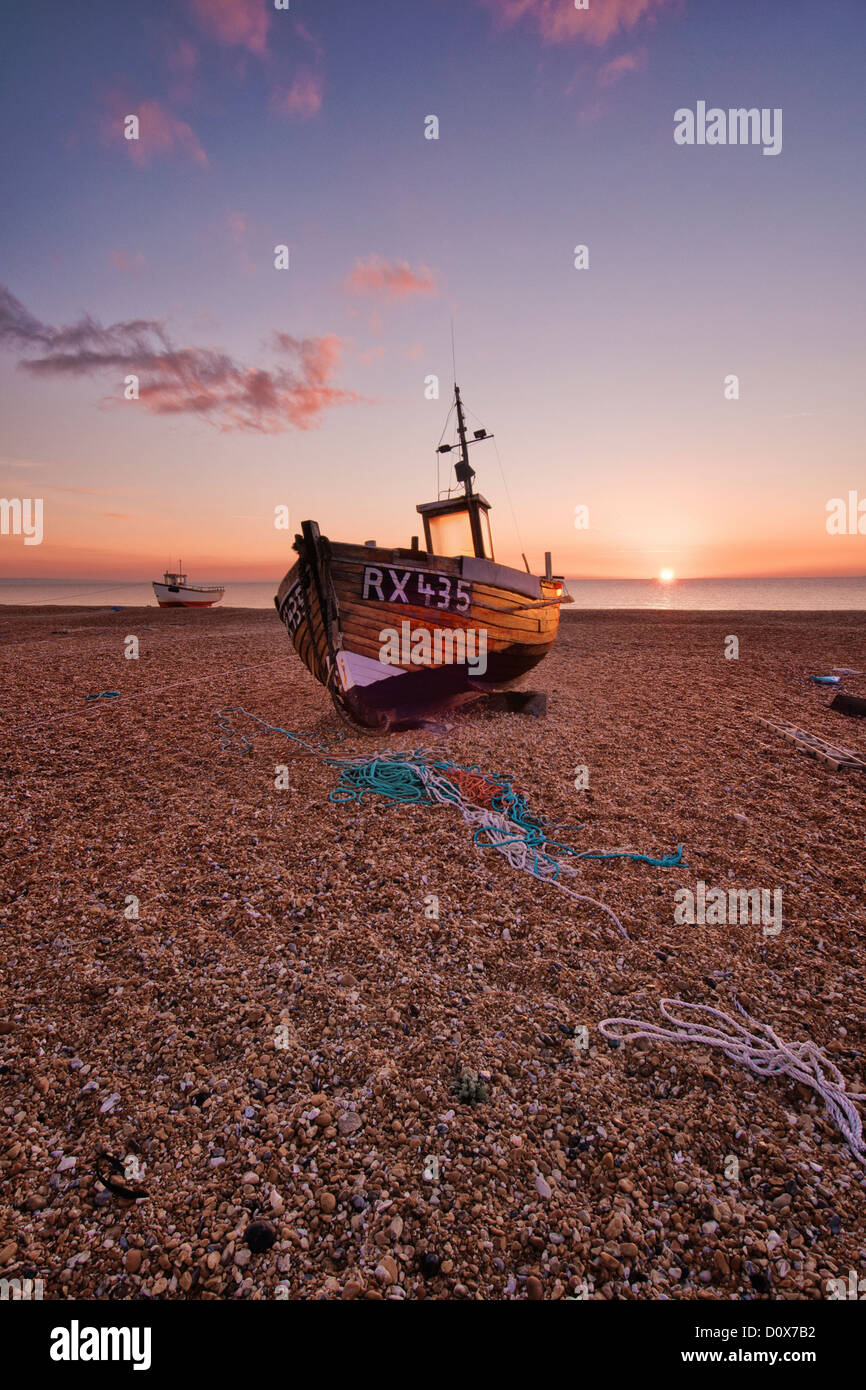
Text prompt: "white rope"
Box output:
[[599, 998, 866, 1167], [416, 765, 629, 939]]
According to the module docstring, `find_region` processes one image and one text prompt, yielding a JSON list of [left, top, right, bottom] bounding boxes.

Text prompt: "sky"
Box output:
[[1, 0, 864, 582]]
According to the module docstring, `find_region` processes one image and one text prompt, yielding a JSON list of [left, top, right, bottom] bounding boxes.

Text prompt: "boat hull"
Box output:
[[152, 582, 224, 608], [275, 528, 566, 729]]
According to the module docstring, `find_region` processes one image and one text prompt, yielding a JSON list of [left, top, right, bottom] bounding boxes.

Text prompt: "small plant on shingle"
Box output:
[[454, 1068, 489, 1106]]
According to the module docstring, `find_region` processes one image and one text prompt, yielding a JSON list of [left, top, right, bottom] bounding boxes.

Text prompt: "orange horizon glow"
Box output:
[[2, 531, 865, 584]]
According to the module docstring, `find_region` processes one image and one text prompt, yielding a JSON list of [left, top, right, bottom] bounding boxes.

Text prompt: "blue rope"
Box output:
[[329, 757, 430, 804], [577, 845, 687, 868], [215, 707, 686, 874]]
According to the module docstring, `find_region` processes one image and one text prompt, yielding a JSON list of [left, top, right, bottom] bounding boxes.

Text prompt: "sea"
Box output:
[[1, 576, 865, 611]]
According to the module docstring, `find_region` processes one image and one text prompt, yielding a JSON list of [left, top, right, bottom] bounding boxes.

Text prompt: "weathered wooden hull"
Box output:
[[275, 528, 566, 729]]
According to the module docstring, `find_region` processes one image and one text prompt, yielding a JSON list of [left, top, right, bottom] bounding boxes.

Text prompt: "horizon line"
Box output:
[[3, 574, 866, 585]]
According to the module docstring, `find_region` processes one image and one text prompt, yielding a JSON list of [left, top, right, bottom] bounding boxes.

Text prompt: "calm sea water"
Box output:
[[1, 576, 865, 611]]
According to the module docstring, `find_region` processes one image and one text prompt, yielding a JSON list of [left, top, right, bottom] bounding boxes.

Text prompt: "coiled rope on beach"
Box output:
[[598, 999, 866, 1167], [215, 708, 689, 941], [214, 709, 865, 1172]]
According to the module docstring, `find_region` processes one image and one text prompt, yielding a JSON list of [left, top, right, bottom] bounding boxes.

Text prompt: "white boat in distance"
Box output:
[[152, 563, 224, 608]]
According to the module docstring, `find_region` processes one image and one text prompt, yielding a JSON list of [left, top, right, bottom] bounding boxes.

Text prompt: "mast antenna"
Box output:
[[454, 384, 473, 498]]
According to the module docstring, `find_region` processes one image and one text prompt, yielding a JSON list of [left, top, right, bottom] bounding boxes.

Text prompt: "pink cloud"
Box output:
[[101, 98, 208, 167], [168, 38, 198, 73], [479, 0, 678, 45], [344, 256, 437, 303], [597, 50, 644, 85], [225, 210, 248, 244], [271, 71, 323, 119], [223, 211, 258, 275], [189, 0, 268, 55], [0, 284, 361, 434], [166, 38, 199, 103], [109, 250, 148, 273], [578, 100, 605, 124], [131, 336, 358, 432], [294, 19, 325, 62]]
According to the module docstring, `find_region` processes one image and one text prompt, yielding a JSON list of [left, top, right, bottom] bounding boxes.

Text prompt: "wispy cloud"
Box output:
[[166, 37, 200, 104], [294, 19, 325, 62], [0, 285, 360, 434], [168, 38, 199, 74], [109, 250, 148, 273], [480, 0, 678, 45], [188, 0, 269, 56], [225, 210, 248, 244], [0, 478, 117, 494], [49, 486, 115, 496], [223, 210, 257, 275], [100, 97, 208, 167], [344, 256, 437, 302], [270, 70, 324, 119], [597, 49, 645, 86]]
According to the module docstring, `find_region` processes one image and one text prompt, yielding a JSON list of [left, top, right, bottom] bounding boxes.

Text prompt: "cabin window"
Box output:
[[427, 506, 476, 558], [481, 510, 494, 561]]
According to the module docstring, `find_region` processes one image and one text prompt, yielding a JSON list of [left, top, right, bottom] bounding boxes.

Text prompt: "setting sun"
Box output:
[[659, 568, 676, 584]]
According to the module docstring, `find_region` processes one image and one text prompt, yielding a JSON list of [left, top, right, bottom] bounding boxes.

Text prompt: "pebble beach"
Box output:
[[1, 604, 865, 1301]]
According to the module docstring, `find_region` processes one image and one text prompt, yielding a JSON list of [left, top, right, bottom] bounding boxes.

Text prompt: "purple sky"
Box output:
[[1, 0, 864, 580]]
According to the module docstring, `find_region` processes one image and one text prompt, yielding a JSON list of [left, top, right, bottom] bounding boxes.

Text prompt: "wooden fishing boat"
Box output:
[[275, 384, 570, 730]]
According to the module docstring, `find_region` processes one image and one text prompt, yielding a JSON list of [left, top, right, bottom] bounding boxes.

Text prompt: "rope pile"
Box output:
[[599, 999, 866, 1168], [215, 709, 864, 1172], [413, 760, 631, 939], [215, 708, 688, 939]]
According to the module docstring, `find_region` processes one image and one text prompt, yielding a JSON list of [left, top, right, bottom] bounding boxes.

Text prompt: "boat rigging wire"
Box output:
[[434, 398, 456, 498], [460, 396, 528, 564]]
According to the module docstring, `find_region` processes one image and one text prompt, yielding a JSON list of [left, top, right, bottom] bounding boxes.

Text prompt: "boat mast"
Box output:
[[431, 383, 494, 559], [454, 384, 474, 499], [453, 383, 487, 557]]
